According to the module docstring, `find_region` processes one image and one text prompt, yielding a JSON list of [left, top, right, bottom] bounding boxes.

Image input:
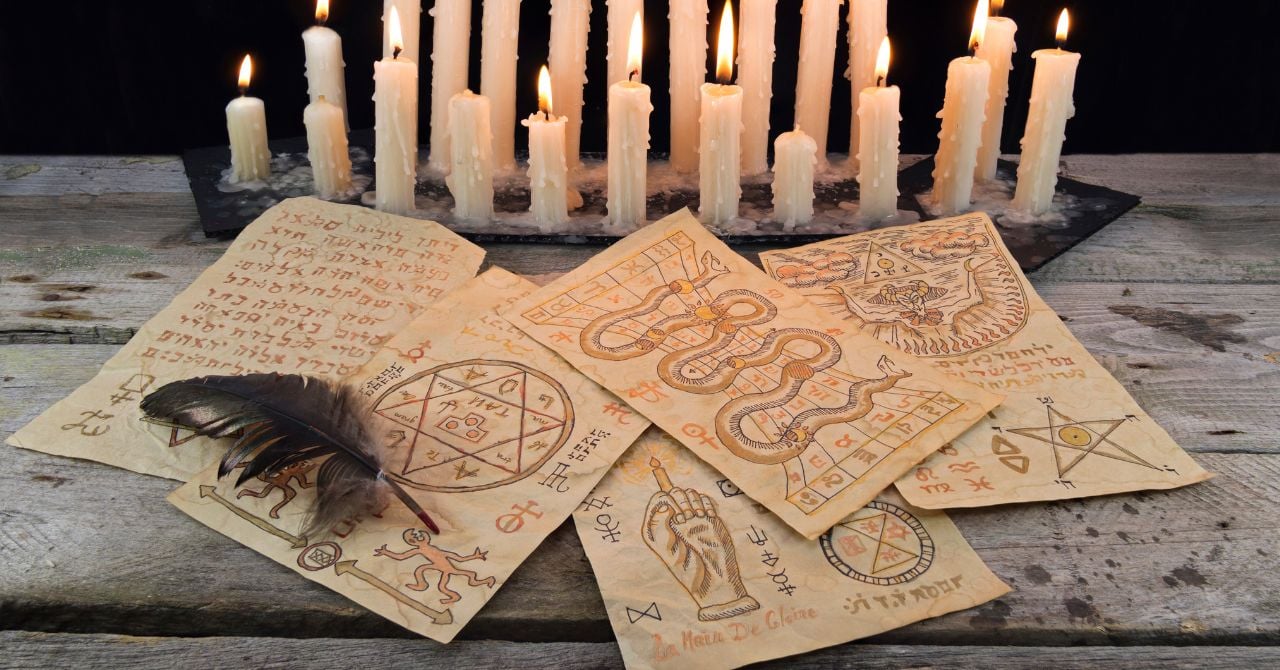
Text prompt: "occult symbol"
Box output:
[[626, 602, 663, 623], [820, 501, 935, 586], [580, 496, 613, 511], [297, 542, 342, 571], [374, 528, 496, 606], [198, 485, 307, 548], [862, 242, 926, 283], [334, 559, 453, 625], [61, 410, 113, 436], [715, 479, 743, 498], [539, 462, 572, 493], [642, 459, 760, 621], [595, 513, 622, 543], [140, 416, 245, 448], [495, 500, 544, 533], [1007, 406, 1159, 479], [110, 373, 155, 405], [991, 435, 1031, 474], [602, 402, 633, 425], [236, 459, 318, 518], [371, 359, 575, 493]]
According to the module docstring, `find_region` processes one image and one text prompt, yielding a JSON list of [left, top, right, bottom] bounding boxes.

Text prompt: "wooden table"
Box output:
[[1, 154, 1278, 668]]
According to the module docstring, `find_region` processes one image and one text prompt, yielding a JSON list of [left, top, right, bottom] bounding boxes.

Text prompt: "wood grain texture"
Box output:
[[5, 632, 1280, 669]]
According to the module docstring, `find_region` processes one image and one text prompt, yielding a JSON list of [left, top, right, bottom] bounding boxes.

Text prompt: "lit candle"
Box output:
[[382, 0, 421, 63], [607, 14, 652, 229], [303, 0, 349, 132], [606, 0, 644, 86], [522, 66, 570, 228], [1013, 9, 1081, 214], [226, 55, 270, 184], [738, 0, 777, 176], [304, 95, 352, 198], [549, 0, 592, 168], [975, 0, 1018, 181], [931, 0, 991, 216], [669, 0, 709, 172], [794, 0, 843, 170], [426, 0, 472, 172], [373, 8, 418, 214], [857, 37, 900, 221], [480, 0, 522, 170], [772, 126, 817, 229], [699, 2, 743, 225], [847, 0, 887, 166], [446, 90, 494, 221]]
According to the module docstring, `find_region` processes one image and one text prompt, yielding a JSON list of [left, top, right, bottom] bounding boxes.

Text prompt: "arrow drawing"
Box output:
[[198, 484, 307, 549], [334, 560, 454, 625]]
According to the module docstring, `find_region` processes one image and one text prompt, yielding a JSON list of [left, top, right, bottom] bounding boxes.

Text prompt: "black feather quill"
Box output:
[[140, 373, 439, 536]]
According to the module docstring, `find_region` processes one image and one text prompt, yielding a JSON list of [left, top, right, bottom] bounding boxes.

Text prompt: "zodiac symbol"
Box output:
[[495, 500, 544, 533], [595, 514, 622, 543], [626, 602, 662, 623]]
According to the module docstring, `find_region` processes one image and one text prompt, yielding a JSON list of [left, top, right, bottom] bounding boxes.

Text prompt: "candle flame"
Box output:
[[538, 65, 553, 116], [969, 0, 989, 52], [1055, 8, 1070, 46], [874, 36, 891, 85], [316, 0, 329, 23], [237, 55, 253, 91], [627, 11, 643, 81], [715, 0, 735, 84], [990, 0, 1004, 15], [389, 5, 404, 58]]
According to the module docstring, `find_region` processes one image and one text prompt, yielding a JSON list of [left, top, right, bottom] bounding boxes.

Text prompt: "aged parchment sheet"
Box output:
[[760, 213, 1211, 508], [8, 197, 484, 481], [573, 429, 1009, 670], [507, 210, 1000, 539], [169, 268, 651, 642]]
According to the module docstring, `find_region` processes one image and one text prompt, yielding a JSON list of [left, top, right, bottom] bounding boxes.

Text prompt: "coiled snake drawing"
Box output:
[[580, 251, 912, 465]]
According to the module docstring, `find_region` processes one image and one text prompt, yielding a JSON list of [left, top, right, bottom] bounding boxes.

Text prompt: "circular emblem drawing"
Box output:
[[372, 359, 575, 492], [820, 501, 935, 585], [297, 542, 342, 571]]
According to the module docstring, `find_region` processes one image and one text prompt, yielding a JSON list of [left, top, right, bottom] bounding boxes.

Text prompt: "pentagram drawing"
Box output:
[[371, 359, 575, 492], [820, 501, 935, 586], [1007, 406, 1159, 479]]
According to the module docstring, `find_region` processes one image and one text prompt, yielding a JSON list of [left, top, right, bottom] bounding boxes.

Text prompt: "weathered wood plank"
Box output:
[[0, 155, 190, 196], [0, 419, 1274, 646], [5, 632, 1280, 670], [1062, 154, 1280, 207]]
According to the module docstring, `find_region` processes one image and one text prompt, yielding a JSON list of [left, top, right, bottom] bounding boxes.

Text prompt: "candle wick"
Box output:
[[629, 68, 639, 82], [393, 45, 402, 60], [877, 74, 886, 88], [238, 85, 248, 97], [1056, 37, 1066, 50]]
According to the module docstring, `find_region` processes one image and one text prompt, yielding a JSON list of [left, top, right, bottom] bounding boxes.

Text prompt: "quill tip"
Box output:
[[417, 511, 441, 535]]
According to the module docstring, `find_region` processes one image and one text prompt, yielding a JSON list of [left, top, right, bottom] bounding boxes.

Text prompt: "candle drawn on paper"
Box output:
[[760, 213, 1212, 509]]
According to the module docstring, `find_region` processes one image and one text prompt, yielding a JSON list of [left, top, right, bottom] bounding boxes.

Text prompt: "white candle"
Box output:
[[303, 0, 348, 132], [523, 66, 570, 228], [699, 3, 743, 225], [426, 0, 472, 172], [847, 0, 887, 164], [226, 55, 270, 184], [373, 9, 418, 214], [857, 37, 900, 222], [383, 0, 421, 63], [607, 14, 652, 229], [772, 127, 817, 228], [931, 1, 991, 216], [446, 90, 495, 221], [738, 0, 777, 176], [480, 0, 522, 170], [549, 0, 592, 169], [606, 0, 644, 86], [794, 0, 843, 170], [669, 0, 709, 172], [975, 1, 1017, 181], [304, 95, 353, 198], [1014, 9, 1080, 214]]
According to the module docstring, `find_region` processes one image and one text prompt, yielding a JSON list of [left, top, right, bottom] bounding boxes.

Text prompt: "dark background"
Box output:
[[0, 0, 1275, 156]]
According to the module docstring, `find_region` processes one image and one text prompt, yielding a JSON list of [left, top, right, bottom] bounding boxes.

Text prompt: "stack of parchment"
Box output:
[[9, 198, 1210, 669]]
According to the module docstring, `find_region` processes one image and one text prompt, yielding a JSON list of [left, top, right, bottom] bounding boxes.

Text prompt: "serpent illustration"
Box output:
[[577, 251, 913, 465]]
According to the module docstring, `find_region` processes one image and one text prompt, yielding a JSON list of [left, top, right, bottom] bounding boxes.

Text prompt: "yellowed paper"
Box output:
[[8, 197, 484, 481], [168, 268, 651, 642], [573, 429, 1009, 670], [507, 210, 1000, 539], [760, 213, 1211, 508]]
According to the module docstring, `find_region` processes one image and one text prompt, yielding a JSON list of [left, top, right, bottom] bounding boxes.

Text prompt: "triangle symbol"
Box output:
[[863, 242, 926, 284]]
